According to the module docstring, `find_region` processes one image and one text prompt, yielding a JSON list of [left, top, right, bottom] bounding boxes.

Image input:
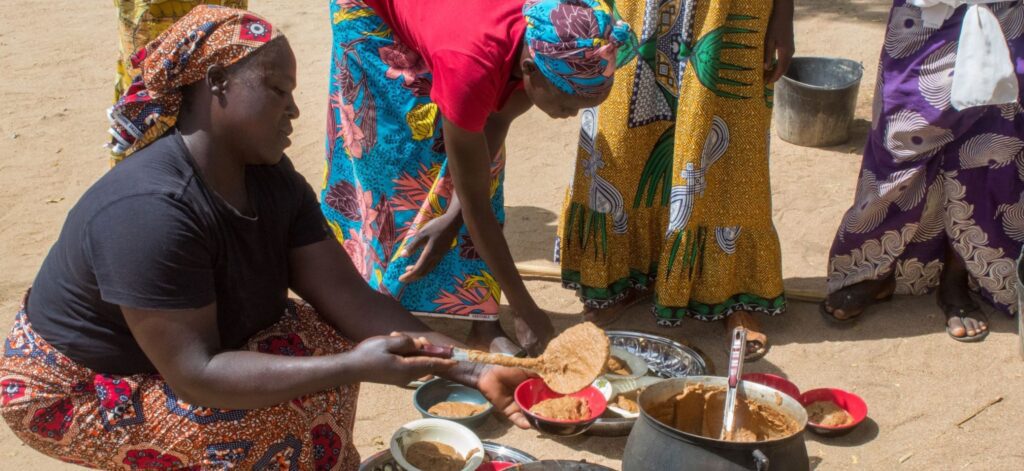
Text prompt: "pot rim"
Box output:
[[779, 56, 864, 92]]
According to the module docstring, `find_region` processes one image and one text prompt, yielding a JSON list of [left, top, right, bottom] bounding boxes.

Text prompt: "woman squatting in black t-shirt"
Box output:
[[0, 8, 528, 469]]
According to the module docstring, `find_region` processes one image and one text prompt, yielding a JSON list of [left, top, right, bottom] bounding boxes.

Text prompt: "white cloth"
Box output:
[[909, 0, 1020, 109], [909, 0, 1007, 27]]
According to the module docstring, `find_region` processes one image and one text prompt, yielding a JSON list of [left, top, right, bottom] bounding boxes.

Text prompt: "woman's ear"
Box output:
[[207, 64, 229, 96], [521, 58, 538, 78]]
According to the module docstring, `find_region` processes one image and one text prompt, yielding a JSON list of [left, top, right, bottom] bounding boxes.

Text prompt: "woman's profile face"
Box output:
[[216, 38, 301, 165], [522, 63, 611, 120]]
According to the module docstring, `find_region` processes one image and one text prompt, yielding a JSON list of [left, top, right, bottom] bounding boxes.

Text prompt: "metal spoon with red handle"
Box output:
[[721, 326, 747, 441]]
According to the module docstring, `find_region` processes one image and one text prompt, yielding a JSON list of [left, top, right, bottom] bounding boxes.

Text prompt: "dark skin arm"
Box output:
[[764, 0, 795, 83], [438, 103, 555, 355], [290, 238, 531, 427], [291, 238, 470, 345], [398, 91, 555, 355], [122, 303, 454, 410], [122, 239, 531, 428], [397, 105, 520, 283]]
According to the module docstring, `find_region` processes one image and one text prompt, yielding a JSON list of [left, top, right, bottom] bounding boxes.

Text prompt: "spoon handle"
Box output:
[[417, 345, 541, 369], [417, 344, 455, 358], [721, 327, 747, 440], [726, 327, 746, 389], [464, 349, 542, 369]]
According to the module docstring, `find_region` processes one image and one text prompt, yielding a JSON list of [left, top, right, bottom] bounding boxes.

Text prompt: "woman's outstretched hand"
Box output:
[[476, 365, 533, 429], [347, 334, 456, 386], [399, 214, 461, 283]]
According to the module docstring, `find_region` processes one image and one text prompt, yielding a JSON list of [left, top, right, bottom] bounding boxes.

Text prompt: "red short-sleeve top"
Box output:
[[365, 0, 526, 132]]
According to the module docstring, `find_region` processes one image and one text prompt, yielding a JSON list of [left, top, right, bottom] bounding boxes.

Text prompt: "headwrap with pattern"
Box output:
[[523, 0, 637, 97], [108, 5, 281, 158]]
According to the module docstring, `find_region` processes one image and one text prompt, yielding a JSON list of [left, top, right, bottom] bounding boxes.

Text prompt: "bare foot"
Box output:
[[725, 311, 769, 361], [821, 276, 896, 323], [938, 246, 988, 341], [468, 320, 522, 354]]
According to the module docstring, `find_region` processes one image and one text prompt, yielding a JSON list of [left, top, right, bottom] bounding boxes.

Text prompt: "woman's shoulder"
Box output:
[[99, 133, 200, 200], [73, 136, 208, 235]]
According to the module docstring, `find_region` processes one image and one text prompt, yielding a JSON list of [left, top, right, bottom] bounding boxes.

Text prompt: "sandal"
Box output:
[[583, 289, 653, 327], [938, 298, 989, 343], [819, 278, 896, 328], [726, 311, 770, 362]]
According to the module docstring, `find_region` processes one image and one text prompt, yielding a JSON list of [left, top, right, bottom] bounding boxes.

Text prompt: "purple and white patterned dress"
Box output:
[[828, 0, 1024, 315]]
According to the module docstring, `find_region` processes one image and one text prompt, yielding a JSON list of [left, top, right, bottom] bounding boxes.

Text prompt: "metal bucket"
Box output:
[[774, 57, 863, 147]]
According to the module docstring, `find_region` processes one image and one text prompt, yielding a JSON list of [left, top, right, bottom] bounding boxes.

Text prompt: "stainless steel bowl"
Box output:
[[587, 330, 709, 436], [607, 331, 708, 378], [359, 441, 537, 471]]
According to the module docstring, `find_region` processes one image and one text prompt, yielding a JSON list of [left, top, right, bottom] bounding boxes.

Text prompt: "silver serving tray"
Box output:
[[359, 441, 537, 471], [587, 330, 709, 436]]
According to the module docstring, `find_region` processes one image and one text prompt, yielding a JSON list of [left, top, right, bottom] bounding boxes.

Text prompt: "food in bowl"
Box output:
[[515, 378, 607, 436], [428, 401, 489, 418], [798, 387, 868, 436], [529, 396, 590, 421], [413, 379, 493, 429], [605, 356, 632, 376], [602, 347, 649, 380], [391, 418, 485, 471], [805, 401, 853, 427], [648, 383, 799, 442], [614, 391, 640, 413], [405, 441, 469, 471]]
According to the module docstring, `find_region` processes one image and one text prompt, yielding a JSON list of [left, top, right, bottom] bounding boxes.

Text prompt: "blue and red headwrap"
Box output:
[[523, 0, 637, 97]]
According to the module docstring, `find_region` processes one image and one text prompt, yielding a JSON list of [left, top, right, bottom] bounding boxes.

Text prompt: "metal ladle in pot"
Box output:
[[720, 327, 747, 441]]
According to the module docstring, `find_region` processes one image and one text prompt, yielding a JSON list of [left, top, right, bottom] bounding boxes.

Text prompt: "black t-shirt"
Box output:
[[27, 132, 330, 375]]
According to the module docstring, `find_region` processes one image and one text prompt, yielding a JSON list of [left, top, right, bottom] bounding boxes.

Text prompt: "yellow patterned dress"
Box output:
[[556, 0, 785, 326], [114, 0, 248, 100]]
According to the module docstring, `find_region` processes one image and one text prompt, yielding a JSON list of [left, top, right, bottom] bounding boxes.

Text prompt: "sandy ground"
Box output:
[[1, 0, 1023, 469]]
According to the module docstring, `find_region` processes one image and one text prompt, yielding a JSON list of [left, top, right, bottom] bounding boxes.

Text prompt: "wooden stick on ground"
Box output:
[[955, 396, 1003, 428]]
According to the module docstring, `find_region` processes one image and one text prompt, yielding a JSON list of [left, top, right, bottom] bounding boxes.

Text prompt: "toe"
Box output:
[[965, 318, 980, 337], [947, 317, 967, 337]]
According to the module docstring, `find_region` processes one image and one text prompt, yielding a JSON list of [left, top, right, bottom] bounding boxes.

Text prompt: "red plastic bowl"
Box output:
[[476, 462, 515, 471], [514, 378, 607, 437], [798, 388, 868, 437], [742, 373, 801, 400]]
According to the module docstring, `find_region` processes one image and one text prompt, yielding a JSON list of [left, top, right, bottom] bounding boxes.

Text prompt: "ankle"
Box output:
[[938, 276, 970, 296], [469, 320, 504, 337]]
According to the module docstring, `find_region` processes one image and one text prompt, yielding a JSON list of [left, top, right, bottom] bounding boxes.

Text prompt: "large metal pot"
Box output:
[[622, 377, 809, 471]]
